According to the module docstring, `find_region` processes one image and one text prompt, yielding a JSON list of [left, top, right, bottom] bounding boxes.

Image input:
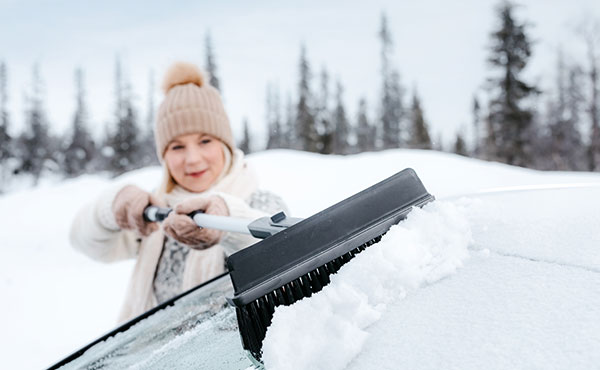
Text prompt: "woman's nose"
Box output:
[[184, 145, 204, 165]]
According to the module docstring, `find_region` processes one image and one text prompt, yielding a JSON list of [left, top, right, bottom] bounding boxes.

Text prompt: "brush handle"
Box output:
[[190, 211, 254, 235], [144, 205, 252, 234], [144, 206, 302, 239]]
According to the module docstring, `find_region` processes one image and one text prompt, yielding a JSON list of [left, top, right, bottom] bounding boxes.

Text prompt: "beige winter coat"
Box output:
[[70, 149, 279, 323]]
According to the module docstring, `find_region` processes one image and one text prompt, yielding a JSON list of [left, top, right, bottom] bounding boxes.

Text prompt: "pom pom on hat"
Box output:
[[161, 61, 205, 94], [155, 61, 235, 161]]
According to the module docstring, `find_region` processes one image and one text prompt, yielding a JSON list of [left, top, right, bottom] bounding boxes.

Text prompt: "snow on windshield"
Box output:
[[262, 186, 600, 370], [262, 201, 472, 370]]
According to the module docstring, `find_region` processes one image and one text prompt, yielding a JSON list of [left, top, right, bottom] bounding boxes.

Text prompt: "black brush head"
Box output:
[[226, 168, 434, 362], [234, 234, 385, 361]]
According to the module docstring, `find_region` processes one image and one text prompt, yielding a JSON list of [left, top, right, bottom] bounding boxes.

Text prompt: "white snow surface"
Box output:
[[345, 188, 600, 370], [262, 201, 472, 370], [1, 149, 600, 369]]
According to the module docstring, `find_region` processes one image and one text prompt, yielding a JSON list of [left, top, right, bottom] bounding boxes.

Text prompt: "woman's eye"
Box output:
[[200, 139, 212, 144], [171, 145, 184, 150]]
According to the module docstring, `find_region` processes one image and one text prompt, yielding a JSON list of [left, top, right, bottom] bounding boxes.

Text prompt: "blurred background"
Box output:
[[1, 0, 600, 192]]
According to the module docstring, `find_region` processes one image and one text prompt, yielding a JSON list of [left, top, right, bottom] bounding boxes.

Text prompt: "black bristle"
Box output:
[[266, 291, 278, 309], [283, 285, 293, 305], [234, 233, 387, 362], [317, 266, 330, 286], [275, 287, 288, 305], [249, 301, 266, 334], [267, 294, 276, 315], [299, 275, 313, 297], [257, 296, 271, 329], [238, 305, 260, 358], [308, 270, 322, 292], [291, 279, 304, 300], [325, 261, 336, 273], [275, 290, 284, 305], [285, 283, 296, 304], [332, 257, 343, 271], [327, 261, 339, 275]]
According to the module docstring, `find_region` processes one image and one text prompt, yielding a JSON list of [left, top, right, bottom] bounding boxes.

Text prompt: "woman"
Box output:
[[70, 62, 286, 323]]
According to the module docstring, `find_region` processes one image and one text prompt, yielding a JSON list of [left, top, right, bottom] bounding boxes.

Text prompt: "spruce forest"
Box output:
[[0, 2, 599, 192]]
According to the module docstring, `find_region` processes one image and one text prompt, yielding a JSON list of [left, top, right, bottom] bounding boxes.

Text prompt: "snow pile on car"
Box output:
[[261, 200, 472, 370]]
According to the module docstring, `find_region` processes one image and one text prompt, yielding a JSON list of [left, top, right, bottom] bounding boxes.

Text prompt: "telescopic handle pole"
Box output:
[[143, 206, 302, 239], [143, 206, 252, 235]]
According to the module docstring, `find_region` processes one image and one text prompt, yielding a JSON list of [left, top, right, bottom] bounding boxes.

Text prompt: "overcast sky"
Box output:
[[1, 0, 599, 149]]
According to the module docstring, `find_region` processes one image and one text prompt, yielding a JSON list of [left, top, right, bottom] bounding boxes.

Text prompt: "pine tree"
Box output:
[[146, 70, 155, 131], [296, 45, 318, 152], [486, 2, 538, 167], [408, 89, 432, 150], [103, 58, 142, 175], [332, 80, 350, 154], [378, 13, 404, 149], [110, 98, 140, 174], [433, 133, 445, 152], [64, 68, 95, 177], [273, 87, 283, 148], [239, 118, 252, 154], [566, 66, 586, 170], [578, 20, 600, 171], [483, 99, 498, 160], [356, 98, 375, 152], [547, 52, 585, 171], [137, 69, 158, 166], [316, 68, 333, 154], [0, 61, 12, 187], [454, 132, 468, 156], [281, 94, 295, 149], [18, 64, 52, 182], [205, 31, 221, 91], [266, 83, 283, 149], [472, 95, 482, 157], [265, 84, 274, 149]]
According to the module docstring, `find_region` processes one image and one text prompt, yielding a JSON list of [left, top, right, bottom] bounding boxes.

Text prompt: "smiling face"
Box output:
[[163, 133, 226, 193]]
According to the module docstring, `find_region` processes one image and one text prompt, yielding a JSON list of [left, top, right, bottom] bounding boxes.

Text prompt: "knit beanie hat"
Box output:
[[155, 62, 234, 160]]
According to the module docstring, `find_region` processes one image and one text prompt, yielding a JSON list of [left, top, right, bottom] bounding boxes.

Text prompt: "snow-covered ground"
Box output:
[[1, 149, 600, 369]]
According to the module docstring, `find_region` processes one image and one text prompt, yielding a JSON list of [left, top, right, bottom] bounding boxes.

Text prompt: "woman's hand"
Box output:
[[162, 195, 229, 249], [112, 185, 162, 236]]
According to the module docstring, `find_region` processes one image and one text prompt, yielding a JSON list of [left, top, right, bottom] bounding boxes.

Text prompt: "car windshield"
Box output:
[[57, 274, 253, 370]]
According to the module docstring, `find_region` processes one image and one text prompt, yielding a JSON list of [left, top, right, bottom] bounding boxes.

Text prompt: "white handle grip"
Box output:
[[191, 213, 252, 235]]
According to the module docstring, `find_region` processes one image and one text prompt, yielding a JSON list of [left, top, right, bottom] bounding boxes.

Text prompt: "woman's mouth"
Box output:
[[187, 170, 207, 178]]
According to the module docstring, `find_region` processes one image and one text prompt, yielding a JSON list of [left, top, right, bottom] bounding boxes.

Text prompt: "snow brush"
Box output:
[[225, 168, 434, 362]]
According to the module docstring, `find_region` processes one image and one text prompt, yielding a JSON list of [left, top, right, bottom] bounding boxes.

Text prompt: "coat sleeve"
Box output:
[[216, 190, 289, 256], [69, 186, 142, 262]]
